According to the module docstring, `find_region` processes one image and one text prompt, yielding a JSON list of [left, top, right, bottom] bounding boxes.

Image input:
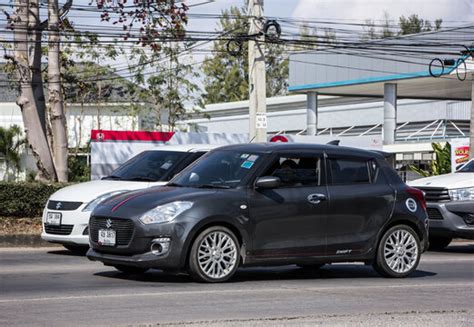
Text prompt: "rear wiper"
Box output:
[[195, 184, 231, 189]]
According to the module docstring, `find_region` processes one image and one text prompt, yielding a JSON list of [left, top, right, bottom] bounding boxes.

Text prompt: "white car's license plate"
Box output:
[[46, 212, 62, 226], [98, 229, 116, 246]]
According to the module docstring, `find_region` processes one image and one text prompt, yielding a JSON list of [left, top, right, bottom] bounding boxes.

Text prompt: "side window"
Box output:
[[328, 158, 370, 185], [262, 155, 321, 187], [368, 159, 380, 183]]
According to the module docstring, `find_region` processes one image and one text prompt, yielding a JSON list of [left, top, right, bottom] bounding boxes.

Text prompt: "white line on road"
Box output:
[[1, 282, 472, 304]]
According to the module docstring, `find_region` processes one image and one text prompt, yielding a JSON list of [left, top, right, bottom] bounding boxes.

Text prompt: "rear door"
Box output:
[[248, 151, 328, 259], [325, 156, 395, 256]]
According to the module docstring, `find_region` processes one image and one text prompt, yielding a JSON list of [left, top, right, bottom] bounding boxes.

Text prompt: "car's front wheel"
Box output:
[[188, 226, 240, 283], [373, 225, 421, 278]]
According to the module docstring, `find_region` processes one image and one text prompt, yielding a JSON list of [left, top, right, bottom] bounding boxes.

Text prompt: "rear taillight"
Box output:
[[406, 187, 427, 210]]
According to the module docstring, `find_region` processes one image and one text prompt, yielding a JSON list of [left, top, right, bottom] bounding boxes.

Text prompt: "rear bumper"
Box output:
[[426, 201, 474, 239]]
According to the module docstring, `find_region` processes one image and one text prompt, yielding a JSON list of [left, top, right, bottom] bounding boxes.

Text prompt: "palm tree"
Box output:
[[410, 142, 451, 177], [0, 125, 27, 180]]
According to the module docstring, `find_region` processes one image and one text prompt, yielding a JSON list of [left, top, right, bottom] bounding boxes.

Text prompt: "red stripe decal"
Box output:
[[111, 193, 143, 212], [91, 130, 175, 142]]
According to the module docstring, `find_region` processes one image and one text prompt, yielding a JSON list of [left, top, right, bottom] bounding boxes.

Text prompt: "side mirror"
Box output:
[[255, 176, 281, 189]]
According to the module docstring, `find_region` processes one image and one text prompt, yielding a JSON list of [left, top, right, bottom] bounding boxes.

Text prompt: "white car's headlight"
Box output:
[[139, 201, 193, 225], [448, 187, 474, 201], [82, 190, 129, 212]]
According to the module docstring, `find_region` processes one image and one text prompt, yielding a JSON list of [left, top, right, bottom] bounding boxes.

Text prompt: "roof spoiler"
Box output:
[[327, 140, 340, 146]]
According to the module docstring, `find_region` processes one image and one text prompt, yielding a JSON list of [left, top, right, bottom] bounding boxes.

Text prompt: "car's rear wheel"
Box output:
[[113, 265, 149, 274], [428, 236, 452, 250], [373, 225, 421, 278], [188, 226, 240, 283], [63, 245, 88, 255]]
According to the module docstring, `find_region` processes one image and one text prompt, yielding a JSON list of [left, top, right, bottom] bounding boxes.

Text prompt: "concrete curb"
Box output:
[[0, 234, 57, 248]]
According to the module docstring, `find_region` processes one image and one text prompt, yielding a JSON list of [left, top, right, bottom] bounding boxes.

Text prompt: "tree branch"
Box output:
[[39, 0, 73, 30]]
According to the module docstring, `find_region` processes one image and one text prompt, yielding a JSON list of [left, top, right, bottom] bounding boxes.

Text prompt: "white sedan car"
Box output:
[[42, 145, 215, 253]]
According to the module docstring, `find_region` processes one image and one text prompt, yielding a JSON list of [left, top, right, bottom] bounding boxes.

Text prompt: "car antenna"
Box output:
[[327, 140, 340, 146]]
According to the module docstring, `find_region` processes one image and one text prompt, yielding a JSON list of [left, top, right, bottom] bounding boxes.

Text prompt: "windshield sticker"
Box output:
[[247, 155, 259, 162], [240, 154, 250, 159], [241, 161, 254, 169]]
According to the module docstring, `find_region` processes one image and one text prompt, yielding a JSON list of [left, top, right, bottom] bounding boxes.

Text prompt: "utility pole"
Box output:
[[248, 0, 267, 142]]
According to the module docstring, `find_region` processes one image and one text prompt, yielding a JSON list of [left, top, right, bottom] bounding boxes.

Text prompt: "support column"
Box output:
[[383, 83, 397, 145], [306, 92, 318, 136], [469, 73, 474, 159]]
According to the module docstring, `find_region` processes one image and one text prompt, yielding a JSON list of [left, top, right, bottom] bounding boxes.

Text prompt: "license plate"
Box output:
[[46, 212, 62, 226], [98, 229, 116, 246]]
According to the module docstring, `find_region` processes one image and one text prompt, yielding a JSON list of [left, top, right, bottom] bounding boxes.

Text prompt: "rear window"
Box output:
[[328, 158, 370, 184]]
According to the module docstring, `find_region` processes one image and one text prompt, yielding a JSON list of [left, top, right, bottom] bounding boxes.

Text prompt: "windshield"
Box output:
[[457, 160, 474, 172], [171, 150, 263, 188], [103, 150, 189, 182]]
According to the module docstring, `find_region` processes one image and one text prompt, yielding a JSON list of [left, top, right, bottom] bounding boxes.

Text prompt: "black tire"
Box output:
[[297, 263, 325, 270], [428, 236, 452, 250], [373, 225, 421, 278], [113, 265, 149, 274], [63, 245, 89, 255], [188, 226, 240, 283]]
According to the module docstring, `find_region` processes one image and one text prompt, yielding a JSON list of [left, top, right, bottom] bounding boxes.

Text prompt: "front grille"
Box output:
[[89, 217, 134, 246], [417, 187, 450, 202], [44, 224, 74, 235], [426, 208, 444, 220], [47, 200, 83, 211]]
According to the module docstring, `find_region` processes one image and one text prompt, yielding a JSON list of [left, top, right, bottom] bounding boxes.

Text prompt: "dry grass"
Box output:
[[0, 217, 42, 235]]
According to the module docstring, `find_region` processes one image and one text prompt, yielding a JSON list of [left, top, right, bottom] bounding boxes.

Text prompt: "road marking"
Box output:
[[0, 282, 472, 304]]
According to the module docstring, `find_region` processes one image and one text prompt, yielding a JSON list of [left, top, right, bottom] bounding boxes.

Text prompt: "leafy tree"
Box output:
[[0, 125, 27, 180], [399, 14, 442, 35], [125, 42, 200, 132], [201, 5, 288, 105], [410, 143, 451, 177], [4, 0, 188, 182]]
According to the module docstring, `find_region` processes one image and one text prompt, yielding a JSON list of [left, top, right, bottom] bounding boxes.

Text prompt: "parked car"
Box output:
[[87, 143, 428, 282], [408, 159, 474, 249], [42, 145, 216, 253]]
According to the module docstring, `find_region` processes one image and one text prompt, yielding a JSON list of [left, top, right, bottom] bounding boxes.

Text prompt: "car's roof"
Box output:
[[144, 144, 222, 153], [215, 142, 384, 158]]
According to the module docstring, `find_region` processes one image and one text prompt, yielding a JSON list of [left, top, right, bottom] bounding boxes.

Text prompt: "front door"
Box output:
[[248, 152, 328, 259]]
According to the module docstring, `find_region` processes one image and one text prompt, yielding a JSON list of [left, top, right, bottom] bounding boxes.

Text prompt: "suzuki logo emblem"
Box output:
[[56, 202, 62, 210], [106, 219, 112, 229]]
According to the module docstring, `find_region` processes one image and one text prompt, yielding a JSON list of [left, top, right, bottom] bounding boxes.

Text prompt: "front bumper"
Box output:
[[41, 208, 90, 246], [87, 215, 195, 270], [426, 200, 474, 239]]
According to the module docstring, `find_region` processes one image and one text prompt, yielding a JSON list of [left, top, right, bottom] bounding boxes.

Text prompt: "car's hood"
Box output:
[[49, 180, 167, 202], [93, 186, 217, 218], [408, 172, 474, 189]]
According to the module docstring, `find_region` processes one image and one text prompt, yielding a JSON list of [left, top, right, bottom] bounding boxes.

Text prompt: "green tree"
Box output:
[[399, 14, 442, 35], [201, 5, 288, 105], [410, 143, 451, 177], [0, 125, 27, 180], [126, 41, 200, 132]]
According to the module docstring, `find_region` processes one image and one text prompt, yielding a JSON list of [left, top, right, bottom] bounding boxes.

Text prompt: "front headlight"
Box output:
[[448, 187, 474, 201], [139, 201, 193, 225], [82, 190, 129, 212]]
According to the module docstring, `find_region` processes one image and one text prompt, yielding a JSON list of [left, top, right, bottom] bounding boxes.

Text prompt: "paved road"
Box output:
[[0, 243, 473, 326]]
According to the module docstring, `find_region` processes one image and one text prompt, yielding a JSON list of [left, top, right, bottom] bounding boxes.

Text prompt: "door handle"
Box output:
[[307, 193, 326, 204]]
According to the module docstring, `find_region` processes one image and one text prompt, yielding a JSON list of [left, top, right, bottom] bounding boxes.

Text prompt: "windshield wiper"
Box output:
[[124, 177, 157, 182], [101, 175, 122, 180], [167, 182, 184, 187], [195, 184, 231, 189]]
